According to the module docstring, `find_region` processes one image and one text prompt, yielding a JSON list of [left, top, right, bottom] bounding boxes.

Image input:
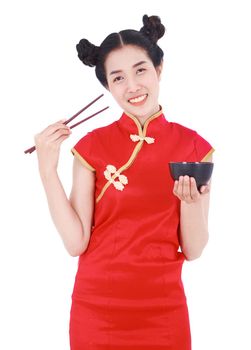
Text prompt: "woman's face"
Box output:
[[105, 45, 162, 122]]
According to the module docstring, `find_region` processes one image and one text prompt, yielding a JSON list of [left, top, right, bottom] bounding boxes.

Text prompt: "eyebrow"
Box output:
[[109, 60, 147, 76]]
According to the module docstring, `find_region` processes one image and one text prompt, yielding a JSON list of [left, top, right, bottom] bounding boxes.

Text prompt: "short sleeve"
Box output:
[[194, 132, 215, 161], [71, 132, 95, 172]]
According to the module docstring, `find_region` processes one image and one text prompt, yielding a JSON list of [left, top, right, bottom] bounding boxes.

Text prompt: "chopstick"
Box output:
[[68, 106, 109, 129], [24, 94, 109, 154]]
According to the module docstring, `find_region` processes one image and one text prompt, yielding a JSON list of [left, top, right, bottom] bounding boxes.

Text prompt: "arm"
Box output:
[[69, 157, 95, 254], [173, 154, 213, 261], [40, 164, 94, 257], [35, 120, 94, 257]]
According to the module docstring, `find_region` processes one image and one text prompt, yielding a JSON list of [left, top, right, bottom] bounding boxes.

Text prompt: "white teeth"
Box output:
[[129, 94, 147, 103]]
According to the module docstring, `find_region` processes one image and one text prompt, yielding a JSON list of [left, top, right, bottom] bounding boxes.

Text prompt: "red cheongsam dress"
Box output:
[[69, 108, 214, 350]]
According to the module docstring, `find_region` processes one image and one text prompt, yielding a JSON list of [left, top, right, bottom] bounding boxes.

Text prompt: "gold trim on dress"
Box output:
[[96, 109, 163, 203], [125, 107, 163, 127], [71, 148, 95, 172], [201, 148, 215, 162]]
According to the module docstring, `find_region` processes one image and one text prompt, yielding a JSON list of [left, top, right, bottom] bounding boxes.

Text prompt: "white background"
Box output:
[[1, 0, 250, 349]]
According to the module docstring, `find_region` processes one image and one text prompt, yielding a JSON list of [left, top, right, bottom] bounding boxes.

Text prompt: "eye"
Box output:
[[113, 76, 124, 83], [136, 68, 146, 74]]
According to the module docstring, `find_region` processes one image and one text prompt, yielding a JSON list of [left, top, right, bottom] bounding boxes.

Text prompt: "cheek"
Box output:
[[109, 85, 124, 101], [144, 72, 157, 84], [149, 75, 160, 93]]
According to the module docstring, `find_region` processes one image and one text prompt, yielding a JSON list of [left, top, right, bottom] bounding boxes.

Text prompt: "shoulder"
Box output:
[[167, 121, 214, 158], [168, 121, 198, 139], [169, 122, 211, 147], [78, 119, 118, 142]]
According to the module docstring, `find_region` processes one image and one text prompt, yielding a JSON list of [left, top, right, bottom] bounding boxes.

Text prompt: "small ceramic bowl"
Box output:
[[169, 162, 214, 189]]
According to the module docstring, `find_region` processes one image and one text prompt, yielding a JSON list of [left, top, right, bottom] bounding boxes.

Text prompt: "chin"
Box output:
[[126, 103, 149, 117]]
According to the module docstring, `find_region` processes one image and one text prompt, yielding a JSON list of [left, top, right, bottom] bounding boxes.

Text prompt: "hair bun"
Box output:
[[76, 39, 99, 67], [140, 15, 165, 44]]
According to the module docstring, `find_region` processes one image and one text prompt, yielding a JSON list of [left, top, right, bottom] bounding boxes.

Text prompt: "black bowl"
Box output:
[[169, 162, 214, 189]]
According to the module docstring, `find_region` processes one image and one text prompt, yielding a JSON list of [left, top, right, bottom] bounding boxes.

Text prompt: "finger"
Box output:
[[47, 124, 70, 136], [190, 177, 200, 200], [200, 184, 210, 195], [182, 175, 191, 201], [35, 127, 71, 150], [48, 128, 71, 142], [43, 133, 71, 151], [177, 176, 184, 198], [200, 185, 206, 193], [173, 180, 179, 194], [54, 133, 71, 146], [173, 180, 181, 200], [57, 118, 67, 123], [41, 121, 70, 136]]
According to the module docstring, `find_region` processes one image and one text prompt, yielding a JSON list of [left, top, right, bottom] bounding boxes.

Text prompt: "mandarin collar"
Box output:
[[118, 107, 168, 136]]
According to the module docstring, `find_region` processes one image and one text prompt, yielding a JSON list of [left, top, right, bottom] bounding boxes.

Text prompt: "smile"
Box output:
[[128, 94, 148, 104]]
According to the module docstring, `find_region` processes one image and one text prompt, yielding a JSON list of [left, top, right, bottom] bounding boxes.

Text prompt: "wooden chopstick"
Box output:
[[64, 93, 104, 125], [24, 94, 108, 154], [69, 106, 109, 130]]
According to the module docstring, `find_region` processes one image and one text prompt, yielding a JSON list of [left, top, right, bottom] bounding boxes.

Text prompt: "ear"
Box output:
[[156, 61, 164, 80]]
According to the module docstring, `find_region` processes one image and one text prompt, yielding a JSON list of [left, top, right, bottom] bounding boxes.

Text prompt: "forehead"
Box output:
[[105, 45, 151, 72]]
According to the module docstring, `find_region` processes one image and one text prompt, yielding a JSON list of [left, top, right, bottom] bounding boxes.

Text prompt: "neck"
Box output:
[[131, 105, 161, 126], [124, 106, 163, 133]]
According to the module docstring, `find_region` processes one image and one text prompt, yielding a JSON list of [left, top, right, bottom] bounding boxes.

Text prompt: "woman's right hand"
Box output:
[[34, 119, 71, 178]]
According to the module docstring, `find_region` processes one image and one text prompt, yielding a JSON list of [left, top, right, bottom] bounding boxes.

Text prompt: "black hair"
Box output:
[[76, 15, 165, 88]]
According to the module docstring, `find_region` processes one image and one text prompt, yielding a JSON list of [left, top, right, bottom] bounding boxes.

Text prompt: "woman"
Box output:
[[35, 15, 214, 350]]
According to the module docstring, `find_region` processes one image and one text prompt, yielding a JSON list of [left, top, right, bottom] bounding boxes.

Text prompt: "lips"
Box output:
[[128, 94, 148, 105]]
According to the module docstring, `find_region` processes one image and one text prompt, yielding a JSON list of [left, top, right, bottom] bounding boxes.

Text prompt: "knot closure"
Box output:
[[104, 165, 128, 191], [130, 134, 155, 144]]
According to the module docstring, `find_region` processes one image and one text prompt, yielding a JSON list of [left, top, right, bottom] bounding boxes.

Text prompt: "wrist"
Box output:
[[39, 167, 58, 183]]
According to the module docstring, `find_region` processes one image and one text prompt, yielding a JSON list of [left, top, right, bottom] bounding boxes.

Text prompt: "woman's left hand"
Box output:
[[173, 175, 210, 204]]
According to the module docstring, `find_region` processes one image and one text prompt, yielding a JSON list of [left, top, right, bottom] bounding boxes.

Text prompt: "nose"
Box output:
[[126, 76, 141, 93]]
